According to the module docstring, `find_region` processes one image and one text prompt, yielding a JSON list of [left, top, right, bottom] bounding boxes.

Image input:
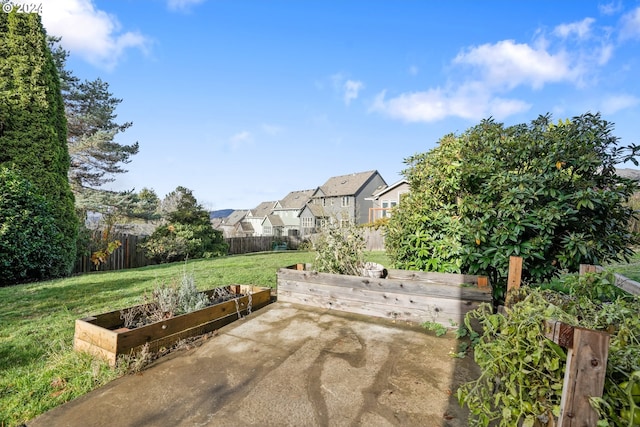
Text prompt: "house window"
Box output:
[[341, 196, 350, 207], [341, 219, 350, 228], [263, 226, 272, 235], [302, 217, 313, 228], [381, 200, 399, 217], [316, 218, 326, 228]]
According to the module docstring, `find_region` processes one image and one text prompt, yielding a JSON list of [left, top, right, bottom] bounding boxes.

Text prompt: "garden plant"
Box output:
[[385, 113, 640, 302]]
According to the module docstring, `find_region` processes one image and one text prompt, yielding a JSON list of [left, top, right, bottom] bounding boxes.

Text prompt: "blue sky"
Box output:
[[29, 0, 640, 210]]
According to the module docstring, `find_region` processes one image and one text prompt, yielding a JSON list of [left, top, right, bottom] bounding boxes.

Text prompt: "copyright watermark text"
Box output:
[[2, 1, 43, 14]]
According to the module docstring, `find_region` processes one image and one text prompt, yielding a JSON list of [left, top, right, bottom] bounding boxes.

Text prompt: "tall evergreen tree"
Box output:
[[49, 38, 139, 196], [0, 11, 78, 279]]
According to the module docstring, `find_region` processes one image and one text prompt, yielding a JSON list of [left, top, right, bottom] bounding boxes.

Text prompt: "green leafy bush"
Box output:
[[0, 167, 68, 285], [386, 113, 639, 298], [141, 186, 227, 263], [141, 223, 227, 264]]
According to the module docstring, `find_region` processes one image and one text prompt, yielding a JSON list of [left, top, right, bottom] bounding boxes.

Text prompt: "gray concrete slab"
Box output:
[[28, 302, 479, 427]]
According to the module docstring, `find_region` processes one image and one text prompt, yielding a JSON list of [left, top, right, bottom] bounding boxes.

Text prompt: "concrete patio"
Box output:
[[28, 302, 479, 427]]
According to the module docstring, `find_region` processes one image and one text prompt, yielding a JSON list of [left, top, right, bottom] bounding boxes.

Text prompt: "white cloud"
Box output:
[[229, 131, 253, 149], [600, 94, 640, 114], [454, 40, 576, 90], [619, 7, 640, 40], [553, 18, 596, 39], [167, 0, 207, 12], [343, 80, 364, 105], [370, 85, 530, 123], [599, 1, 623, 16], [37, 0, 150, 70], [597, 43, 614, 65]]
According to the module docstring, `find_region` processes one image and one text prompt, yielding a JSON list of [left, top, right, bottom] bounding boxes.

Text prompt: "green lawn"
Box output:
[[0, 251, 388, 426]]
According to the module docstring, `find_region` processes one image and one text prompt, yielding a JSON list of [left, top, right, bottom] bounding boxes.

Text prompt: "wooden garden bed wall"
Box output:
[[276, 264, 492, 327], [74, 285, 271, 366]]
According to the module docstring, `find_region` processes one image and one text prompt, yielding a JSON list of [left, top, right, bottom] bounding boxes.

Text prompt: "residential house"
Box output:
[[366, 179, 410, 222], [217, 210, 251, 238], [270, 189, 314, 236], [244, 201, 278, 236], [298, 202, 328, 237], [261, 214, 285, 237], [304, 170, 387, 231]]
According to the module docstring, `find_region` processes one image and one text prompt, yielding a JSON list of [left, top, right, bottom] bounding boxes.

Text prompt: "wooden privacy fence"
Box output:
[[74, 233, 150, 274], [225, 236, 303, 255]]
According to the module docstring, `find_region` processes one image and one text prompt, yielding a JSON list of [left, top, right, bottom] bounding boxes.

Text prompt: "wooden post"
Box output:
[[543, 320, 610, 427], [507, 256, 522, 292], [579, 264, 598, 275], [477, 276, 489, 289]]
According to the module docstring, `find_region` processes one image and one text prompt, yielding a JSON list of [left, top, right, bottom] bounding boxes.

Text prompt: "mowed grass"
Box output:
[[0, 250, 388, 426]]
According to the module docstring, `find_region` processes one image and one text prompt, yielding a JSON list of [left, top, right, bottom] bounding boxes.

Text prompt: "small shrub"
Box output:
[[121, 271, 211, 328], [313, 221, 365, 276]]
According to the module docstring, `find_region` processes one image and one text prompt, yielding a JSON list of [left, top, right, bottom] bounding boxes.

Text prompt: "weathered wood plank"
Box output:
[[278, 278, 490, 308], [74, 319, 118, 354], [579, 264, 640, 296], [543, 319, 574, 349], [73, 337, 118, 366], [277, 267, 491, 327], [385, 269, 487, 286], [277, 270, 491, 302], [558, 327, 610, 427], [278, 291, 484, 326], [507, 256, 522, 292], [116, 289, 270, 350]]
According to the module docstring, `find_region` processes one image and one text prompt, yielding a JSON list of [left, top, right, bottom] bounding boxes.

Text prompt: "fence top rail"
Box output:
[[579, 264, 640, 296]]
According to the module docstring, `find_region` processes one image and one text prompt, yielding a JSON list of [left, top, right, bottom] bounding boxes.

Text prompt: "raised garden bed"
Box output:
[[74, 285, 271, 366], [276, 264, 491, 327]]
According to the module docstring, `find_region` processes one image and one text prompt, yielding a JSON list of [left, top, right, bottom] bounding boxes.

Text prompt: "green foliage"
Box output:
[[48, 37, 139, 193], [0, 11, 78, 279], [120, 270, 211, 328], [141, 186, 227, 263], [459, 273, 640, 426], [313, 221, 366, 276], [0, 168, 68, 285], [421, 321, 448, 337], [386, 113, 640, 297]]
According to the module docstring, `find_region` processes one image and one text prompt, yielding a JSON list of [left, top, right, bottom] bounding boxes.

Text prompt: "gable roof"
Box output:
[[315, 170, 382, 197], [299, 202, 328, 218], [369, 179, 409, 200], [277, 189, 314, 209], [224, 210, 249, 226], [264, 215, 285, 227], [250, 201, 277, 217], [238, 221, 254, 233]]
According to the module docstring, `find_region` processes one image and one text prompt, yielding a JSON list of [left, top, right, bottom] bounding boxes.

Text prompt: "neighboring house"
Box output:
[[307, 170, 387, 228], [298, 202, 328, 237], [217, 209, 250, 238], [262, 214, 285, 237], [270, 189, 314, 237], [366, 179, 410, 222], [244, 201, 278, 237]]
